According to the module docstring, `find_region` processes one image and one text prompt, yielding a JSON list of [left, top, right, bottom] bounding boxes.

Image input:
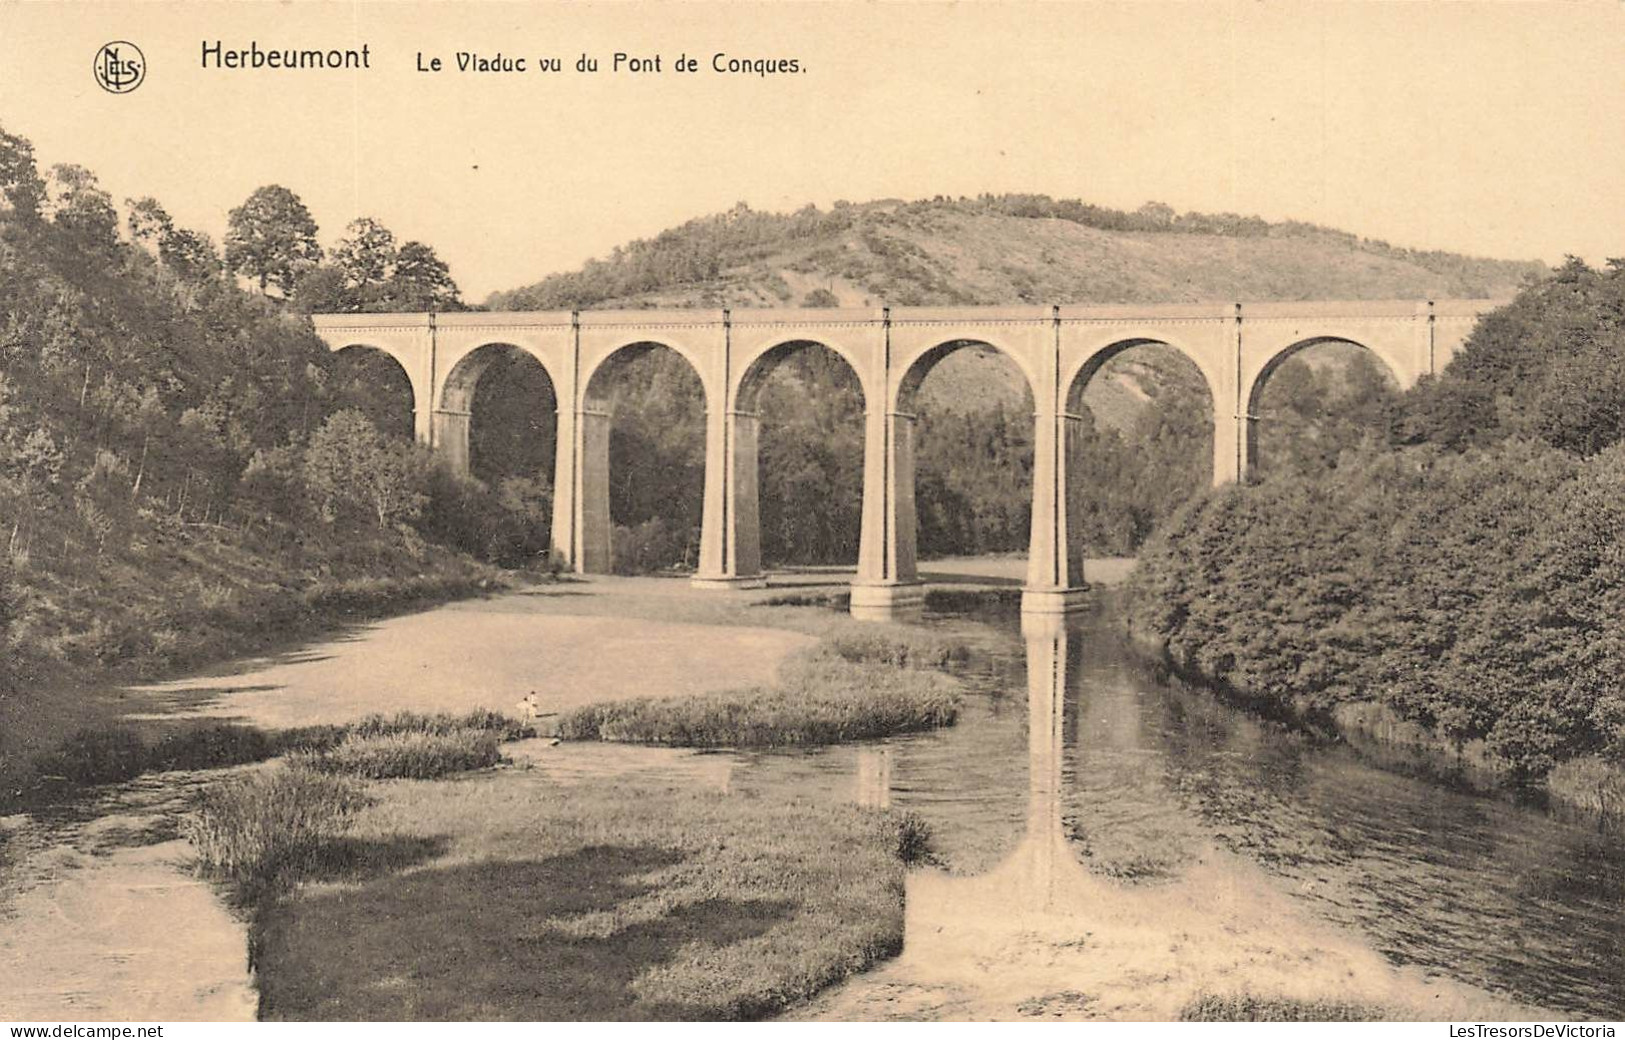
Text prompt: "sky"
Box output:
[[2, 0, 1623, 300]]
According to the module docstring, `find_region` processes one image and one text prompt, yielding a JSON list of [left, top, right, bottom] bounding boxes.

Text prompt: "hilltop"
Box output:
[[486, 196, 1544, 427], [487, 195, 1545, 312]]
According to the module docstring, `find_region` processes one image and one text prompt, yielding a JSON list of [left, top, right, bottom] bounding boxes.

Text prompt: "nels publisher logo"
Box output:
[[93, 41, 145, 94]]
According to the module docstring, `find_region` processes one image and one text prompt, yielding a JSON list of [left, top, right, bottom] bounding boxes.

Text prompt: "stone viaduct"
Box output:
[[311, 299, 1500, 615]]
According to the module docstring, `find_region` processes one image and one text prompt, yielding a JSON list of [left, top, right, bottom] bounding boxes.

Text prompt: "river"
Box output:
[[530, 593, 1624, 1019], [6, 580, 1621, 1019]]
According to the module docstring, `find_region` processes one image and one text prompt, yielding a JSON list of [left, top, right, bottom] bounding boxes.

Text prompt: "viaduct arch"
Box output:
[[313, 298, 1501, 616]]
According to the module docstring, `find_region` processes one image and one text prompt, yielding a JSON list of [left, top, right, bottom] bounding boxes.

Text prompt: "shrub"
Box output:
[[293, 728, 501, 780], [184, 765, 368, 902], [611, 517, 695, 575], [1126, 442, 1625, 782], [893, 810, 935, 865]]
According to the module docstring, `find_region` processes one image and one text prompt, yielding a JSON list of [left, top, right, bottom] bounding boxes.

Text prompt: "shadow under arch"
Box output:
[[1245, 336, 1401, 479], [330, 343, 416, 442], [894, 338, 1039, 415], [578, 341, 707, 575], [437, 342, 559, 485], [1062, 338, 1217, 554], [894, 339, 1038, 569], [733, 339, 866, 571]]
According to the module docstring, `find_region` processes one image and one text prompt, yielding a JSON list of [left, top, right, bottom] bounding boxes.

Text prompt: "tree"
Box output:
[[3, 426, 62, 556], [294, 222, 462, 313], [126, 196, 173, 251], [45, 164, 119, 252], [224, 185, 322, 297], [304, 409, 426, 528], [159, 228, 220, 283], [1395, 258, 1625, 458], [388, 241, 461, 311], [127, 196, 219, 282], [331, 217, 396, 294], [1135, 201, 1176, 229], [0, 124, 46, 222]]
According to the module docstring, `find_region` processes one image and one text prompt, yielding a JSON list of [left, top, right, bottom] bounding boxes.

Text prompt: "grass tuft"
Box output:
[[1179, 992, 1395, 1021], [184, 765, 369, 904], [280, 709, 533, 754], [556, 626, 967, 749], [557, 649, 959, 747], [22, 712, 530, 801], [292, 728, 502, 780], [822, 623, 970, 670], [892, 810, 935, 865]]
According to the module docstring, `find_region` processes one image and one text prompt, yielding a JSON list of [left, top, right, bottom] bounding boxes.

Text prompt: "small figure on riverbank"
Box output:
[[515, 692, 541, 720]]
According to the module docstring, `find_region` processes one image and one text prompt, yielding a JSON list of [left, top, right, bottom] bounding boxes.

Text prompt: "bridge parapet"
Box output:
[[313, 312, 433, 331], [577, 308, 729, 329], [1241, 299, 1431, 320], [435, 310, 573, 330], [889, 304, 1052, 325], [1434, 298, 1506, 318], [730, 306, 886, 326], [1058, 302, 1232, 323]]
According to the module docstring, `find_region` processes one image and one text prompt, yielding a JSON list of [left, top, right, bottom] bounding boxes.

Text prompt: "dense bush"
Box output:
[[1392, 258, 1625, 455], [1132, 263, 1625, 786], [611, 517, 696, 575], [1131, 441, 1625, 781]]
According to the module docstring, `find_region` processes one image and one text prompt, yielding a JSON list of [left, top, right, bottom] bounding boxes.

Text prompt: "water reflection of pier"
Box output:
[[895, 613, 1097, 918], [995, 614, 1094, 909]]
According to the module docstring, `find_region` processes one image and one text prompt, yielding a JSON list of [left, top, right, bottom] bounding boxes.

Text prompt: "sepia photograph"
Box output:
[[0, 0, 1622, 1028]]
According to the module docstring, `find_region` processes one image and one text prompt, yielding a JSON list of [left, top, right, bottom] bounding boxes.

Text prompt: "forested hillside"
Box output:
[[1129, 259, 1625, 804], [483, 197, 1537, 566], [0, 126, 543, 707]]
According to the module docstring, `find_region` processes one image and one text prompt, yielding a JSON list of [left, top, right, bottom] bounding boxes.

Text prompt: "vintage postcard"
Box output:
[[0, 0, 1622, 1029]]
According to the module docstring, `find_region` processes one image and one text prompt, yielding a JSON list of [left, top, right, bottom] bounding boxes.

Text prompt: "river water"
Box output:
[[532, 595, 1624, 1019]]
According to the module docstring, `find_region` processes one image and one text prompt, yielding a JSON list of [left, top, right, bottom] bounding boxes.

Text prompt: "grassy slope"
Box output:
[[493, 205, 1541, 312], [1, 516, 506, 805], [252, 773, 911, 1021]]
